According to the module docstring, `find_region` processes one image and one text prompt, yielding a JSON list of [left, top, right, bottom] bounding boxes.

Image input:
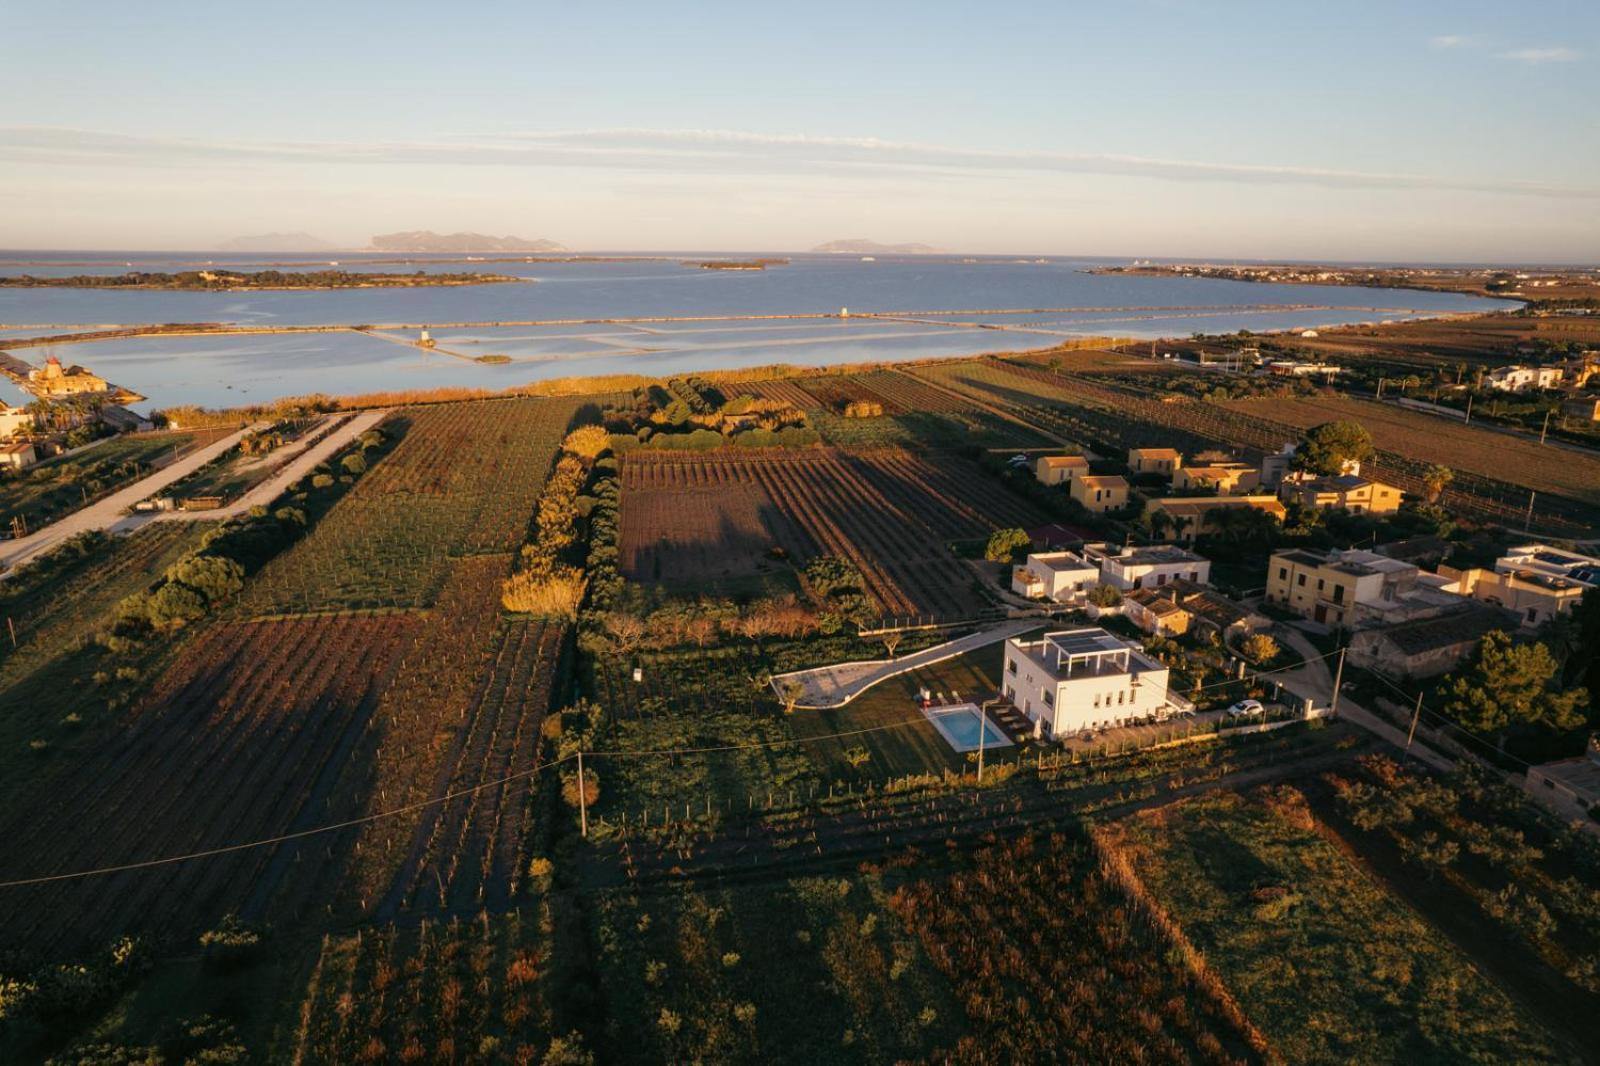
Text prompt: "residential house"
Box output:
[[1011, 550, 1098, 602], [0, 404, 33, 441], [1266, 360, 1341, 377], [1526, 736, 1600, 824], [1441, 543, 1598, 628], [98, 405, 154, 433], [1561, 395, 1600, 422], [1281, 473, 1403, 515], [1265, 547, 1422, 628], [1258, 444, 1298, 488], [1070, 474, 1129, 514], [1484, 365, 1563, 392], [1145, 495, 1287, 544], [1122, 579, 1264, 640], [1002, 628, 1186, 738], [1124, 587, 1192, 636], [1174, 460, 1260, 495], [1084, 543, 1211, 590], [1034, 454, 1089, 486], [0, 440, 39, 471], [1127, 447, 1182, 478], [1347, 604, 1510, 680]]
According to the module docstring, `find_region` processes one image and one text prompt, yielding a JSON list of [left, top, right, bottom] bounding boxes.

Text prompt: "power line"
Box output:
[[0, 752, 576, 890], [0, 646, 1340, 888]]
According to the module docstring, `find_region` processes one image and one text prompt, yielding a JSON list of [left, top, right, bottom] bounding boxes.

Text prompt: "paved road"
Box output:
[[0, 423, 268, 574], [773, 619, 1040, 709], [153, 409, 389, 522], [1275, 627, 1454, 772]]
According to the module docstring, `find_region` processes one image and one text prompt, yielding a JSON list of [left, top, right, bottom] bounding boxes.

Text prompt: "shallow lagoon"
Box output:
[[0, 254, 1506, 409]]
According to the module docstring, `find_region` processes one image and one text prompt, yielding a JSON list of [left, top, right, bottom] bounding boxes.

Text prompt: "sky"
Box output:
[[2, 0, 1598, 261]]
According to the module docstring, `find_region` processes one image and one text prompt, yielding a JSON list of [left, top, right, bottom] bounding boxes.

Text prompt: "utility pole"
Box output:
[[1328, 646, 1347, 717], [1539, 409, 1552, 444], [1464, 394, 1473, 424], [1525, 490, 1536, 533], [576, 750, 588, 838], [1404, 691, 1423, 763], [1376, 378, 1385, 399], [976, 702, 987, 784]]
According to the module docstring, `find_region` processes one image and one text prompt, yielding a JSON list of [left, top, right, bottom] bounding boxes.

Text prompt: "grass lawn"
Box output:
[[790, 636, 1028, 783], [1104, 788, 1567, 1064]]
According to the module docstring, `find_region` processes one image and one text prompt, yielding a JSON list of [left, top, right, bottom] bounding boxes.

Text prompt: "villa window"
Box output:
[[1093, 694, 1101, 708], [1278, 567, 1287, 580], [1042, 689, 1053, 705], [1007, 660, 1017, 675], [1117, 691, 1125, 704], [1297, 574, 1306, 587]]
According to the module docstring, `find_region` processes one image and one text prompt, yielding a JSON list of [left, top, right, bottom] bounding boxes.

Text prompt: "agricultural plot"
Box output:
[[591, 868, 961, 1065], [0, 611, 421, 958], [377, 619, 567, 918], [620, 448, 1043, 621], [1101, 787, 1571, 1064], [293, 909, 558, 1065], [1223, 394, 1600, 507], [894, 831, 1265, 1064], [1312, 756, 1600, 1043], [237, 398, 581, 614], [722, 377, 821, 408]]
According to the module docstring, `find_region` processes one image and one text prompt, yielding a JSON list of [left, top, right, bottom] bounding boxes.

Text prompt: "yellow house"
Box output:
[[1127, 447, 1182, 477], [1146, 496, 1287, 544], [1035, 454, 1089, 486], [1173, 461, 1260, 495], [1070, 474, 1129, 513], [1282, 474, 1403, 515]]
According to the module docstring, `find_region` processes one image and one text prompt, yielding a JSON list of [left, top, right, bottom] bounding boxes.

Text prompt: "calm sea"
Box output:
[[0, 253, 1506, 410]]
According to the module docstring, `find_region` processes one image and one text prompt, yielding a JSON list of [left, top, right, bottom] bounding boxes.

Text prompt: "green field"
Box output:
[[1104, 788, 1570, 1064]]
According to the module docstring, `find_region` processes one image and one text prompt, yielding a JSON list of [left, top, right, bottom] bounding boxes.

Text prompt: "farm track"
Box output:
[[0, 613, 419, 957]]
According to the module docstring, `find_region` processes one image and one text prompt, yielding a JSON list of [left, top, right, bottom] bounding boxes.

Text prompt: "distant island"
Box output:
[[369, 231, 568, 254], [811, 239, 942, 255], [0, 269, 522, 291], [681, 258, 789, 271], [216, 232, 337, 252]]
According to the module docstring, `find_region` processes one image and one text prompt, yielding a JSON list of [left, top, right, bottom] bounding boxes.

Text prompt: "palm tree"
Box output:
[[1422, 464, 1453, 504]]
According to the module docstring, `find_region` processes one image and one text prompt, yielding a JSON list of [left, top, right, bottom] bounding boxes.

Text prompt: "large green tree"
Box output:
[[1293, 420, 1375, 476], [1440, 631, 1588, 737]]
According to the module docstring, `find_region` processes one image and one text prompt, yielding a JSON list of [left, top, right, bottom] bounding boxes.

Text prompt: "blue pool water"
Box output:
[[924, 703, 1013, 753]]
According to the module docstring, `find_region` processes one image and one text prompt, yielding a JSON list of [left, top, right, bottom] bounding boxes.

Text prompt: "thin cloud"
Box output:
[[1428, 34, 1474, 49], [3, 125, 1598, 201], [1500, 46, 1580, 64]]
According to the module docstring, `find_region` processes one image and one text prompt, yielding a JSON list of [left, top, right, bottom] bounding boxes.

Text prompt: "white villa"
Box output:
[[1011, 550, 1098, 602], [1083, 543, 1211, 591], [1484, 365, 1562, 392], [1002, 628, 1186, 738]]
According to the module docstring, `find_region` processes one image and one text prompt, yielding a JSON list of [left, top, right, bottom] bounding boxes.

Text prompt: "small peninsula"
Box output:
[[0, 269, 523, 291]]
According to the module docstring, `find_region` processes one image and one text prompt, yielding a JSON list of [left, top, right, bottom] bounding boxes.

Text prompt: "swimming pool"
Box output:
[[922, 703, 1013, 753]]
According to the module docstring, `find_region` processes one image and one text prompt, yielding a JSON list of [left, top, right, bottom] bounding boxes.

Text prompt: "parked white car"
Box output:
[[1225, 699, 1265, 719]]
